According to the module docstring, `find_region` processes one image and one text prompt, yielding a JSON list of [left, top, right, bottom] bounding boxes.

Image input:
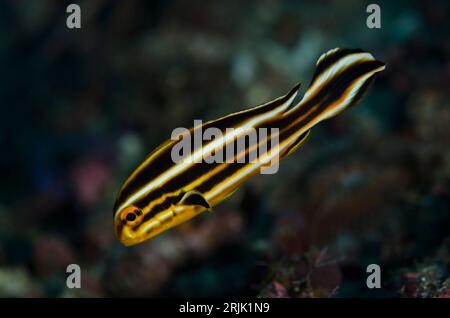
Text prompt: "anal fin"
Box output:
[[282, 130, 311, 158]]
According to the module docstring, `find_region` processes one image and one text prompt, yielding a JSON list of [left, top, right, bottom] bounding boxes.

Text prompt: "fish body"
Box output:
[[114, 48, 385, 245]]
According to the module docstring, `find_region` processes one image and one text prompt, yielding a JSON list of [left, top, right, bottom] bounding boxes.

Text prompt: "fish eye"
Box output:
[[120, 206, 143, 225], [126, 212, 136, 221]]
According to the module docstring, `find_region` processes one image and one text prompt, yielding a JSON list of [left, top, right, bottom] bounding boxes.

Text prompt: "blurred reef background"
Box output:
[[0, 0, 449, 297]]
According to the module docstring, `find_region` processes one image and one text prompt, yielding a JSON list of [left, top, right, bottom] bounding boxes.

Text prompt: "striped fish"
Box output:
[[114, 48, 385, 246]]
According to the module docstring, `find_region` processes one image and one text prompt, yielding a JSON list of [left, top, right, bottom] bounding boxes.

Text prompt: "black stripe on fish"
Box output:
[[115, 83, 301, 208]]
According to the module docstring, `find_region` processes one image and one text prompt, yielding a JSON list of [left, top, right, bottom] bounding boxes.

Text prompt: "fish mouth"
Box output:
[[117, 218, 169, 246]]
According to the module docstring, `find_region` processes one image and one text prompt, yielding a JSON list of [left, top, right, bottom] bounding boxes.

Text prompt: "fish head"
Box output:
[[114, 190, 210, 246]]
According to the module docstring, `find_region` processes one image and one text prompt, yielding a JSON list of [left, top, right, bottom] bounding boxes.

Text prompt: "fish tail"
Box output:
[[283, 48, 385, 124]]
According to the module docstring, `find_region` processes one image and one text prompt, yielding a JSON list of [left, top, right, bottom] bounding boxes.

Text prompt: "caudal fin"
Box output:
[[284, 48, 385, 124]]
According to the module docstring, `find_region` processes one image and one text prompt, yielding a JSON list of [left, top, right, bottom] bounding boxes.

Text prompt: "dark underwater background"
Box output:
[[0, 0, 449, 297]]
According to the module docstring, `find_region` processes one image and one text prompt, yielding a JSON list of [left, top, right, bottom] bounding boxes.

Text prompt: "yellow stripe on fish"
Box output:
[[113, 48, 385, 246]]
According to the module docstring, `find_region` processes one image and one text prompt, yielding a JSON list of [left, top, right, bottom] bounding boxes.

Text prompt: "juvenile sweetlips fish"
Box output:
[[114, 48, 385, 246]]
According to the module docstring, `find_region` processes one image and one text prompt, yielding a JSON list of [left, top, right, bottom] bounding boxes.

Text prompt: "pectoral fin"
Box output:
[[179, 190, 211, 210]]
